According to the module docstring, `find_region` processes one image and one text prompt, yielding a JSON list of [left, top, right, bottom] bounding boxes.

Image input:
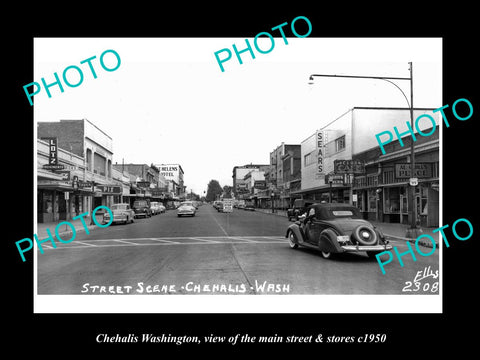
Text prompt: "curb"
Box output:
[[385, 234, 438, 248]]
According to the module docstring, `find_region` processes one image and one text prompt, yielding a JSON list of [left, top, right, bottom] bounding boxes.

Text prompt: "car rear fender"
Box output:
[[286, 224, 305, 244], [318, 228, 344, 254]]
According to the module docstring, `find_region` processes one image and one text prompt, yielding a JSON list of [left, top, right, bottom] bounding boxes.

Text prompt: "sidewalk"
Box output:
[[35, 213, 105, 241], [255, 208, 439, 248]]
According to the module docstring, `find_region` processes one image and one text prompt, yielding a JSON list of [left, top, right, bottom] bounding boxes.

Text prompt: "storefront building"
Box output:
[[352, 127, 439, 227], [38, 119, 117, 221], [37, 138, 94, 223], [292, 107, 440, 227]]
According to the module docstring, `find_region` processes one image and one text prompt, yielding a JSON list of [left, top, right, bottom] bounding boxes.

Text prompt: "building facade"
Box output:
[[232, 164, 269, 198], [155, 164, 185, 197], [37, 119, 117, 222], [292, 107, 440, 226], [352, 126, 439, 227]]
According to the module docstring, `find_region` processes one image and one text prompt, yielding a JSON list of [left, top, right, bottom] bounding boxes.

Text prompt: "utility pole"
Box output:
[[406, 62, 422, 238]]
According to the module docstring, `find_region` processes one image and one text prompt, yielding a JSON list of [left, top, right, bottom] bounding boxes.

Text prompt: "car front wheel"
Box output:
[[288, 232, 298, 249]]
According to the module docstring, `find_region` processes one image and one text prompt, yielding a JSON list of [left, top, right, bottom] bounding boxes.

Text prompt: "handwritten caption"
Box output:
[[402, 266, 439, 292]]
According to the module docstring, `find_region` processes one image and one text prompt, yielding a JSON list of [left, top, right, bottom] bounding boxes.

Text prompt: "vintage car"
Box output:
[[103, 203, 135, 225], [285, 203, 392, 259], [244, 204, 255, 211], [133, 199, 152, 218], [287, 198, 314, 221], [150, 201, 161, 215], [177, 201, 196, 217]]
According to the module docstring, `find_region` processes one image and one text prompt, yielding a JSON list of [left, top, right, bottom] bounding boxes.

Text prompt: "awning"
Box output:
[[37, 168, 65, 181], [290, 183, 350, 195]]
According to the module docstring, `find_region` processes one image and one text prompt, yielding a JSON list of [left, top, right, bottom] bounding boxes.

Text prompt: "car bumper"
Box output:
[[178, 211, 195, 215], [103, 216, 127, 224], [341, 244, 393, 252]]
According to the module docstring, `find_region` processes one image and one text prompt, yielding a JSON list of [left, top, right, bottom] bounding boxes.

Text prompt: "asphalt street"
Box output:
[[37, 205, 440, 295]]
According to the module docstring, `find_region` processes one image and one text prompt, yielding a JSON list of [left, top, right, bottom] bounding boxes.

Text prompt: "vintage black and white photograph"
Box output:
[[32, 37, 442, 313]]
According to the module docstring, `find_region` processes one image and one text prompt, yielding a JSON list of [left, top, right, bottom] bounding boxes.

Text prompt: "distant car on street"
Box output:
[[103, 203, 135, 225], [244, 204, 255, 211], [215, 201, 224, 212], [158, 204, 166, 213], [286, 203, 392, 259], [177, 202, 196, 217], [133, 199, 152, 218], [150, 202, 161, 215]]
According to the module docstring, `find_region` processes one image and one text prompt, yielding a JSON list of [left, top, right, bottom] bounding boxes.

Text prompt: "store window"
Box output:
[[94, 153, 106, 176], [335, 135, 346, 152], [384, 187, 400, 214], [418, 184, 428, 215], [86, 149, 92, 171], [304, 151, 315, 166], [367, 189, 377, 212], [357, 192, 365, 212]]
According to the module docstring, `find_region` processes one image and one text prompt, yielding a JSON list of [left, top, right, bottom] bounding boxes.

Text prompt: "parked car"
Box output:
[[244, 204, 255, 211], [103, 203, 135, 225], [133, 199, 152, 218], [287, 199, 314, 221], [150, 201, 161, 215], [286, 203, 392, 259], [158, 204, 166, 213], [177, 202, 196, 217]]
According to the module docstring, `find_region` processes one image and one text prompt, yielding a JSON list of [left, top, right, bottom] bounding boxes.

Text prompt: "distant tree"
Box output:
[[206, 180, 223, 202]]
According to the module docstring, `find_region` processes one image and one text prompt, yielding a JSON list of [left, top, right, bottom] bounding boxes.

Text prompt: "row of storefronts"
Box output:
[[36, 119, 182, 224], [234, 107, 440, 227]]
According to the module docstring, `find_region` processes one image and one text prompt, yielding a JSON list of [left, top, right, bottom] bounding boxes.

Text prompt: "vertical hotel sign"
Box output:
[[316, 130, 326, 178], [47, 138, 58, 165], [41, 137, 65, 170]]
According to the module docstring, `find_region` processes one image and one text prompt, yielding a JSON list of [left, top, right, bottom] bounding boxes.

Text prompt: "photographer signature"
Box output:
[[402, 266, 439, 293]]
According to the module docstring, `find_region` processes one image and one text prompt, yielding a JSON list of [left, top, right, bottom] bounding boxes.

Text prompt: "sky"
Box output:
[[34, 38, 442, 194]]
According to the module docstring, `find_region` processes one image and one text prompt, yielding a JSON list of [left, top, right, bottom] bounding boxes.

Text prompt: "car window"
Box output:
[[332, 210, 354, 216]]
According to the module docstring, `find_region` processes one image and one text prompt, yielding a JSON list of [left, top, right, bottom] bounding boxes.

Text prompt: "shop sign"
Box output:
[[395, 163, 432, 178], [137, 181, 151, 188], [325, 174, 344, 185], [43, 164, 65, 170], [96, 185, 122, 194], [254, 180, 266, 189], [77, 180, 94, 188], [334, 159, 365, 174], [316, 130, 327, 176], [42, 137, 58, 165]]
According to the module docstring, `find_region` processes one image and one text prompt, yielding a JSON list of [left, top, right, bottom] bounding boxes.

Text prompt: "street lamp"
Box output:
[[309, 63, 422, 238]]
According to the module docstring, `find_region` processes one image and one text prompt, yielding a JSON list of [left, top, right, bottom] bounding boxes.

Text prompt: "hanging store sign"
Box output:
[[254, 180, 266, 189], [395, 163, 432, 178], [43, 137, 58, 165], [334, 159, 365, 174], [316, 130, 326, 176], [42, 164, 65, 170], [136, 181, 151, 188], [95, 185, 122, 194]]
